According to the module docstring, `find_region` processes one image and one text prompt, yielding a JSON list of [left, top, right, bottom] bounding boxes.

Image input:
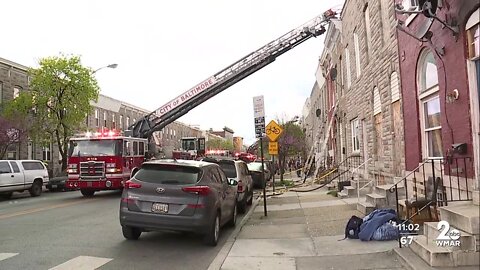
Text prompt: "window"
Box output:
[[354, 32, 361, 78], [373, 87, 381, 115], [42, 144, 51, 161], [466, 9, 479, 60], [133, 141, 138, 155], [13, 87, 20, 99], [9, 161, 20, 173], [0, 161, 11, 173], [120, 115, 123, 129], [380, 0, 391, 44], [390, 72, 400, 102], [134, 164, 200, 185], [364, 4, 372, 58], [423, 96, 443, 157], [126, 116, 130, 128], [139, 141, 145, 156], [95, 110, 99, 127], [103, 111, 107, 127], [21, 161, 45, 170], [351, 118, 360, 152], [112, 114, 116, 129], [124, 141, 131, 156], [345, 46, 351, 88], [418, 49, 442, 158]]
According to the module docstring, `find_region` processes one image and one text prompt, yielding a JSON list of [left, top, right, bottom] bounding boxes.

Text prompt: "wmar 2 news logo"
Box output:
[[435, 220, 461, 247]]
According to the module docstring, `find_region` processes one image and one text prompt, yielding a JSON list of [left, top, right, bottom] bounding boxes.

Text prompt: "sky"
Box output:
[[2, 0, 344, 145]]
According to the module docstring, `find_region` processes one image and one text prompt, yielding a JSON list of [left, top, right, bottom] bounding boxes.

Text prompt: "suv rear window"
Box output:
[[21, 161, 46, 170], [218, 161, 237, 178], [134, 164, 201, 185]]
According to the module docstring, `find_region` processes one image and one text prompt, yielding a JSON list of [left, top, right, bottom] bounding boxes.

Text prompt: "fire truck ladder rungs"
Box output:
[[128, 10, 337, 139]]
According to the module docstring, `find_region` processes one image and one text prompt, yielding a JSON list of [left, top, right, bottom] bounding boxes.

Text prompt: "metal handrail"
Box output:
[[389, 158, 431, 190]]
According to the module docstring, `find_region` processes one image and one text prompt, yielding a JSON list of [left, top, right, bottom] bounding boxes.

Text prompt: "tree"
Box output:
[[0, 115, 28, 159], [6, 55, 100, 171], [277, 121, 306, 182]]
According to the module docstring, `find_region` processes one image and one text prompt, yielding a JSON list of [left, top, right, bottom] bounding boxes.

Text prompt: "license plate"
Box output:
[[151, 203, 168, 213], [51, 185, 57, 188]]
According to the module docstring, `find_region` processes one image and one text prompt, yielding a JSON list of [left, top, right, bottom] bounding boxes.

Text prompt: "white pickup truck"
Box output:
[[0, 160, 50, 199]]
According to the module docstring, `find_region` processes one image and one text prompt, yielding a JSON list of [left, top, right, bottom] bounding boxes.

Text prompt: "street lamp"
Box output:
[[93, 63, 118, 74]]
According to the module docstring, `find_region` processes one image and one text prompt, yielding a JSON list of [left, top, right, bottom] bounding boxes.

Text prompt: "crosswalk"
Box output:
[[0, 253, 113, 270]]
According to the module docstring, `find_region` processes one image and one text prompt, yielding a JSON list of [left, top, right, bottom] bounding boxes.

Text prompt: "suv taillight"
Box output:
[[237, 180, 244, 192], [182, 186, 210, 196], [125, 180, 141, 189]]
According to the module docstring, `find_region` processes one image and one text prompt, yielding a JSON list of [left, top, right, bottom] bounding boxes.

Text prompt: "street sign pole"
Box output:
[[252, 96, 267, 217], [260, 138, 267, 217], [272, 155, 275, 193]]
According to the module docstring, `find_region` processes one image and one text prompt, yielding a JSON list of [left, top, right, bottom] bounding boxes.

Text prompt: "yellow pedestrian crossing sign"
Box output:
[[265, 120, 283, 142]]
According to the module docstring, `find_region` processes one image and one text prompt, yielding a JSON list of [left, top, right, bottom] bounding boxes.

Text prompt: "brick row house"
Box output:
[[0, 57, 215, 176], [304, 0, 479, 267]]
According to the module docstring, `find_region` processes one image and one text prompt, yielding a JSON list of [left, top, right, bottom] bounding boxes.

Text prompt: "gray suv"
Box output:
[[119, 159, 238, 246]]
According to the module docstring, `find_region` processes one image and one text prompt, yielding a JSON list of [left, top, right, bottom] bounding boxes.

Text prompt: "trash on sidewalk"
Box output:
[[341, 209, 403, 242]]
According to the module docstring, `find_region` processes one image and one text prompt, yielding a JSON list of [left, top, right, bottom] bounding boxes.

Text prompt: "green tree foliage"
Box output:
[[207, 138, 234, 151], [5, 55, 100, 170]]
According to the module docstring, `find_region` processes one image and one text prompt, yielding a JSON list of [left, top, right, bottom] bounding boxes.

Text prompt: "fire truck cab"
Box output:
[[65, 131, 147, 197], [172, 137, 206, 160]]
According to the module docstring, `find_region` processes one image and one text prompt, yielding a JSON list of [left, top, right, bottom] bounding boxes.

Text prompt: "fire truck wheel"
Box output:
[[80, 189, 95, 197], [29, 180, 42, 197], [122, 225, 141, 240]]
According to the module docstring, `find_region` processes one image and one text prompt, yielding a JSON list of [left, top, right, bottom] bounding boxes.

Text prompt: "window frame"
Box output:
[[351, 118, 360, 152]]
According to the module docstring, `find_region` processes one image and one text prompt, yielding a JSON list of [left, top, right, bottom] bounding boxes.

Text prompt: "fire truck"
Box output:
[[172, 137, 206, 160], [65, 130, 147, 197], [66, 9, 337, 197]]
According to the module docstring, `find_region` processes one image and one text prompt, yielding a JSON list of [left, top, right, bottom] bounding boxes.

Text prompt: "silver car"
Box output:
[[119, 159, 238, 246], [217, 159, 253, 213]]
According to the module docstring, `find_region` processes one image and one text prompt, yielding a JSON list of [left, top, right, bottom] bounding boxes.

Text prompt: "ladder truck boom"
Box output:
[[128, 9, 338, 139]]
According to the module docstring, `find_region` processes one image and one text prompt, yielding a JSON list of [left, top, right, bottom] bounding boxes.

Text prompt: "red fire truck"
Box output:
[[65, 130, 147, 197], [172, 137, 206, 160]]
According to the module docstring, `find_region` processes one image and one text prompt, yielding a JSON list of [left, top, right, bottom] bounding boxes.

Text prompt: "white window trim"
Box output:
[[354, 32, 361, 78], [373, 87, 381, 115], [419, 93, 442, 159], [345, 47, 351, 88], [351, 118, 360, 153]]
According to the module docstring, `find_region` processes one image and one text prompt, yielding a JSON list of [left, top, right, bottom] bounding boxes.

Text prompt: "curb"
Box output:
[[207, 196, 261, 270]]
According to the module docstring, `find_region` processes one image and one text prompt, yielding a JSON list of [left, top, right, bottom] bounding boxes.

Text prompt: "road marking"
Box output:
[[49, 256, 112, 270], [0, 253, 18, 261], [0, 199, 98, 220]]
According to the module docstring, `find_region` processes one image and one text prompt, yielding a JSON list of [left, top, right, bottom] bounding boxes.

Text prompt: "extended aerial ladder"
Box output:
[[127, 9, 338, 140]]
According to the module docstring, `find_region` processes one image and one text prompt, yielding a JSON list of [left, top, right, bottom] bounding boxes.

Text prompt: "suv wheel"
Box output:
[[247, 189, 253, 205], [204, 212, 220, 246], [238, 196, 247, 214], [29, 181, 42, 197], [122, 225, 141, 240], [227, 203, 237, 227], [80, 189, 95, 197]]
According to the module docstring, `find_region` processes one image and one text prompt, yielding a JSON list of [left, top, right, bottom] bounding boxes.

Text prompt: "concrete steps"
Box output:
[[357, 201, 375, 215], [407, 202, 480, 267], [439, 202, 479, 235], [366, 193, 387, 207], [424, 222, 477, 252]]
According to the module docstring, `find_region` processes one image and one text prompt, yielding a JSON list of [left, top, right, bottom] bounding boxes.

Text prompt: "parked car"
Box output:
[[0, 160, 50, 199], [217, 159, 253, 213], [119, 159, 238, 246], [46, 171, 68, 192], [247, 162, 271, 188]]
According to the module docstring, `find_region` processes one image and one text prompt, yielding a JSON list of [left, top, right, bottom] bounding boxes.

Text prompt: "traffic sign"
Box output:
[[253, 96, 265, 138], [268, 141, 278, 155], [265, 120, 283, 142]]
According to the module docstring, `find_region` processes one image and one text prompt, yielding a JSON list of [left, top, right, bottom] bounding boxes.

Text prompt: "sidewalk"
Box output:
[[208, 176, 404, 270]]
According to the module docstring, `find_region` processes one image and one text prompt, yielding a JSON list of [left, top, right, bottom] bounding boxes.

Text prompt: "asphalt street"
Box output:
[[0, 189, 252, 270]]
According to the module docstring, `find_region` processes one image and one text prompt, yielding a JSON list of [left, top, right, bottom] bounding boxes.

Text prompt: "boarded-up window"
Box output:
[[391, 72, 400, 102], [373, 87, 381, 115]]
